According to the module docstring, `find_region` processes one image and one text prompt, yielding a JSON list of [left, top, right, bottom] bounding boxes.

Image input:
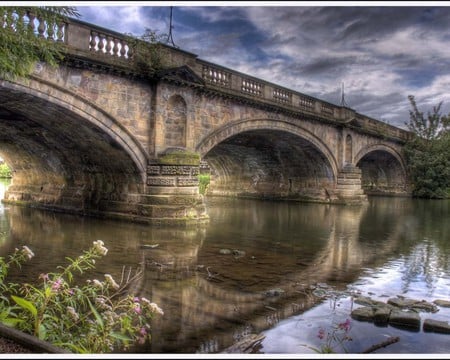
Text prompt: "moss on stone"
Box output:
[[157, 150, 200, 165]]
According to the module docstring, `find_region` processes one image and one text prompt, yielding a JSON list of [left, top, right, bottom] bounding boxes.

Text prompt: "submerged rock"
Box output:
[[351, 306, 375, 322], [387, 296, 438, 313], [433, 299, 450, 308], [423, 319, 450, 334], [389, 310, 421, 331], [373, 306, 392, 325]]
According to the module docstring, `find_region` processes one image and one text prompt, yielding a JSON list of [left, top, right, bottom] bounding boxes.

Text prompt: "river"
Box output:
[[0, 178, 449, 355]]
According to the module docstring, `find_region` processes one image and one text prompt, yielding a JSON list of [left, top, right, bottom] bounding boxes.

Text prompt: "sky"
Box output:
[[23, 1, 450, 129]]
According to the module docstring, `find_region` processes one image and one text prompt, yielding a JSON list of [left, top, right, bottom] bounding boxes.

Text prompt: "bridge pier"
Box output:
[[144, 149, 209, 226], [334, 164, 368, 204]]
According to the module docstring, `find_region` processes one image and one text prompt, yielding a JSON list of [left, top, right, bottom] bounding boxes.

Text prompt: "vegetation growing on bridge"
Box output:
[[404, 95, 450, 199], [0, 6, 80, 79], [198, 174, 210, 195], [0, 163, 11, 178], [125, 28, 168, 78]]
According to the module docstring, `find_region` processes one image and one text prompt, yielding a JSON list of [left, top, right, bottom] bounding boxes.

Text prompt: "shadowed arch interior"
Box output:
[[203, 129, 335, 201], [357, 150, 407, 195], [0, 90, 145, 213]]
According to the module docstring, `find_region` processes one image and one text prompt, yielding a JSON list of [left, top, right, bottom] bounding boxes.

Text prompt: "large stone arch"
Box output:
[[0, 78, 148, 176], [0, 77, 150, 216], [196, 118, 339, 201], [354, 144, 409, 195]]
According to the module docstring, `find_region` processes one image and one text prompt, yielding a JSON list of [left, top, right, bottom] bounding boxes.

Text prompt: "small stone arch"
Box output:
[[355, 144, 409, 195], [165, 94, 187, 148]]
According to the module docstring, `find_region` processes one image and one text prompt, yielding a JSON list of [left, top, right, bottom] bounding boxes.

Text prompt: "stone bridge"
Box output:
[[0, 15, 412, 225]]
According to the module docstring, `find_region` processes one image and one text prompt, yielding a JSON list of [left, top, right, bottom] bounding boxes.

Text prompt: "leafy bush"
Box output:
[[0, 163, 11, 178], [0, 241, 163, 353], [404, 96, 450, 198], [198, 174, 210, 195]]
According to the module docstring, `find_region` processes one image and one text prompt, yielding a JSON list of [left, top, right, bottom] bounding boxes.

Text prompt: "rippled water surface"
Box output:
[[0, 179, 449, 355]]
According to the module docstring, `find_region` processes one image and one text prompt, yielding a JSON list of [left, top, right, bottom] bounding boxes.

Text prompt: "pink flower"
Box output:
[[133, 303, 142, 314], [338, 319, 351, 332], [51, 278, 63, 291], [317, 328, 325, 340]]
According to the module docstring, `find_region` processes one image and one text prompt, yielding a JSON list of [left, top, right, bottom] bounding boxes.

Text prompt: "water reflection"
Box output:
[[0, 180, 449, 354]]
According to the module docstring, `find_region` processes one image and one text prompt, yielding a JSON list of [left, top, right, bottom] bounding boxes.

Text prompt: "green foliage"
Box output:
[[0, 163, 11, 178], [0, 6, 80, 79], [404, 96, 450, 199], [158, 150, 200, 165], [198, 174, 210, 195], [0, 241, 163, 353], [125, 28, 167, 78]]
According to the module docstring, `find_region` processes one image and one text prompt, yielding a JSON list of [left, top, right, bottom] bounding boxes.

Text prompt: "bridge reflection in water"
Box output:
[[121, 197, 406, 353], [1, 177, 426, 353]]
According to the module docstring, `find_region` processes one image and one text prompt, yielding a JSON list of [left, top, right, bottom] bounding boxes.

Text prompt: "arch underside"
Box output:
[[357, 150, 409, 196], [0, 89, 145, 215], [203, 129, 336, 202]]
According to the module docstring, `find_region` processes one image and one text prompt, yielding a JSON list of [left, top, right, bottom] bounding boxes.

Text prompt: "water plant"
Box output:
[[0, 240, 163, 353], [303, 318, 353, 354]]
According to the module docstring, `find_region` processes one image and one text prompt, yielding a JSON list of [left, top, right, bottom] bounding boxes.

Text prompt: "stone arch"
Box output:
[[0, 77, 152, 219], [196, 118, 339, 201], [355, 144, 408, 195], [165, 94, 187, 148], [1, 78, 148, 178], [196, 118, 339, 177]]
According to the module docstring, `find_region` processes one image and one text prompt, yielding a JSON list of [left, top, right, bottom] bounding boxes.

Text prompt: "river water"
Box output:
[[0, 179, 449, 355]]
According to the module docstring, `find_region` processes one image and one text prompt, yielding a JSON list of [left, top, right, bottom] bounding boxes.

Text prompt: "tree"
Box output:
[[403, 95, 450, 199], [0, 6, 80, 79]]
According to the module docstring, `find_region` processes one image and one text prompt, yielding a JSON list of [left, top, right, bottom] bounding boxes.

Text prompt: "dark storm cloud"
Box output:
[[76, 3, 450, 129]]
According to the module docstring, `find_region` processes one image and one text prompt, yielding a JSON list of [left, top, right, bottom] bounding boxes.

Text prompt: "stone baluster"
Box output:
[[37, 16, 45, 38], [47, 21, 55, 41], [97, 33, 105, 53], [113, 38, 120, 56], [26, 10, 36, 34], [105, 35, 113, 55], [56, 22, 65, 42], [120, 40, 127, 58], [127, 42, 134, 59], [90, 31, 97, 51]]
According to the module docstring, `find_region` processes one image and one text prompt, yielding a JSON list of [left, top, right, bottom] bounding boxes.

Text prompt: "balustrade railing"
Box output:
[[241, 78, 264, 97], [89, 30, 131, 58], [1, 8, 66, 41], [202, 65, 231, 87], [273, 88, 292, 104]]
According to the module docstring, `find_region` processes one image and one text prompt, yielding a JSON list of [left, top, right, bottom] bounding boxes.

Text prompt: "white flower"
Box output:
[[104, 274, 119, 290], [92, 279, 103, 289], [92, 240, 108, 256], [141, 297, 164, 315], [21, 246, 34, 260], [67, 306, 79, 321]]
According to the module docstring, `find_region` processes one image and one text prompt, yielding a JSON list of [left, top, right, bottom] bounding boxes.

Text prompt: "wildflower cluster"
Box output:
[[308, 318, 353, 354], [0, 240, 163, 353]]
